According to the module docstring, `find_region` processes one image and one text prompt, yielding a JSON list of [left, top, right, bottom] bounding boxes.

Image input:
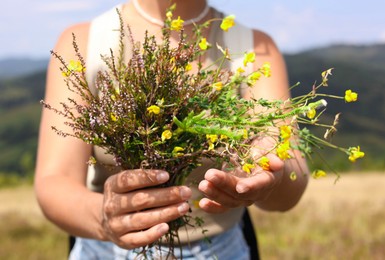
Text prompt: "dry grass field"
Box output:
[[1, 172, 384, 259]]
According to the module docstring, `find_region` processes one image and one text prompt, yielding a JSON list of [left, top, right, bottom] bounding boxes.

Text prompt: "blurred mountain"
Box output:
[[1, 43, 384, 176], [0, 58, 48, 78]]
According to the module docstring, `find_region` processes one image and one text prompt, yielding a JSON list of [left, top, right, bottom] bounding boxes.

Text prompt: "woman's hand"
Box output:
[[102, 169, 192, 249], [198, 154, 285, 213]]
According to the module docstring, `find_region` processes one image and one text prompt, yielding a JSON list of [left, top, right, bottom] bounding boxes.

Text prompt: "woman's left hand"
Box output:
[[198, 154, 284, 213]]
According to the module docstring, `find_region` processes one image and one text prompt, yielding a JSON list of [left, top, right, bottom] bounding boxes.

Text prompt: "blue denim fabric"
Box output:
[[69, 223, 250, 260]]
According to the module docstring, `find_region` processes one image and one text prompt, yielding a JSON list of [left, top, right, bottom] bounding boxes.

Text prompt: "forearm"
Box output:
[[255, 150, 309, 211], [34, 174, 106, 240]]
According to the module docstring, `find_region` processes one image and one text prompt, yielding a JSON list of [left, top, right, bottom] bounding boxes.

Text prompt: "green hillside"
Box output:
[[1, 44, 384, 177], [0, 71, 46, 177]]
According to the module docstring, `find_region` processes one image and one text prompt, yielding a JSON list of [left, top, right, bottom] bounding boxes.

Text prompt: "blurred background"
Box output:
[[1, 0, 384, 259]]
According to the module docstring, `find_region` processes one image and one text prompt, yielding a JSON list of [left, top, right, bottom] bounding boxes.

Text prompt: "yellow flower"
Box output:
[[206, 134, 218, 143], [166, 11, 173, 20], [220, 134, 228, 140], [170, 16, 184, 31], [147, 105, 161, 115], [169, 57, 176, 67], [242, 163, 255, 174], [243, 52, 256, 67], [114, 86, 120, 95], [62, 60, 85, 77], [276, 141, 291, 160], [161, 130, 172, 142], [206, 134, 218, 151], [236, 67, 245, 74], [257, 156, 270, 171], [243, 129, 248, 139], [212, 82, 223, 91], [220, 15, 235, 32], [110, 112, 118, 122], [348, 146, 365, 162], [185, 63, 192, 71], [307, 108, 317, 119], [261, 62, 271, 77], [172, 146, 185, 157], [199, 38, 209, 50], [279, 125, 292, 141], [246, 71, 262, 86], [344, 89, 358, 103], [312, 169, 327, 179]]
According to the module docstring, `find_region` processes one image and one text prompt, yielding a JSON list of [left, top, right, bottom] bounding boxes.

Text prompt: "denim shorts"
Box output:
[[69, 223, 250, 260]]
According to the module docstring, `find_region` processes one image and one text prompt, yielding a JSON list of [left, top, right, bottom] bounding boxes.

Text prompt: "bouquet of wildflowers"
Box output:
[[42, 5, 364, 258]]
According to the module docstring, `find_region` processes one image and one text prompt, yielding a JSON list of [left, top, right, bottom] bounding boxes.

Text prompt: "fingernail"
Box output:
[[156, 171, 169, 183], [157, 223, 169, 234], [178, 202, 189, 214], [236, 184, 249, 193], [179, 187, 192, 200]]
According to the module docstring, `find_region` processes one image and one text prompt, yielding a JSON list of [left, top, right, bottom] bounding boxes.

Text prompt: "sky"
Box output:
[[1, 0, 385, 59]]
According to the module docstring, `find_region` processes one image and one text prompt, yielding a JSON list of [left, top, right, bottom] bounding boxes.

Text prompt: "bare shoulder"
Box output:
[[53, 22, 91, 59], [252, 29, 281, 57], [46, 22, 91, 101]]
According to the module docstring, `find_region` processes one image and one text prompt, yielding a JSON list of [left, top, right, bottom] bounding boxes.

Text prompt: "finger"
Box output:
[[236, 170, 276, 194], [204, 168, 238, 189], [115, 223, 170, 249], [108, 202, 190, 236], [198, 180, 253, 208], [265, 153, 284, 172], [116, 186, 192, 213], [105, 169, 170, 193], [107, 186, 192, 214], [203, 169, 240, 197], [198, 198, 227, 214]]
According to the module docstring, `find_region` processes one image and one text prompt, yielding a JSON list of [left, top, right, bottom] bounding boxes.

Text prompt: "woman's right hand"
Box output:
[[102, 169, 192, 249]]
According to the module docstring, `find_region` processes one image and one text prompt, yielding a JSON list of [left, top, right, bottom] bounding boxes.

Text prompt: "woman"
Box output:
[[35, 0, 309, 259]]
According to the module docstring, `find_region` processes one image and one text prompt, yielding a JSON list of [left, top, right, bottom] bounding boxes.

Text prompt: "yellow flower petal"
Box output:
[[220, 15, 235, 32], [206, 134, 218, 143], [344, 89, 358, 103], [276, 140, 291, 160], [307, 108, 317, 119], [110, 112, 118, 122], [243, 52, 256, 67], [279, 125, 292, 141], [172, 146, 185, 157], [185, 63, 192, 71], [147, 105, 161, 115], [257, 156, 270, 171], [242, 163, 255, 174], [212, 82, 223, 91], [242, 129, 248, 139], [348, 146, 365, 162], [246, 71, 262, 86], [312, 169, 327, 179], [199, 38, 209, 50], [261, 62, 271, 77], [170, 16, 184, 31], [161, 130, 172, 142], [62, 60, 85, 77]]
